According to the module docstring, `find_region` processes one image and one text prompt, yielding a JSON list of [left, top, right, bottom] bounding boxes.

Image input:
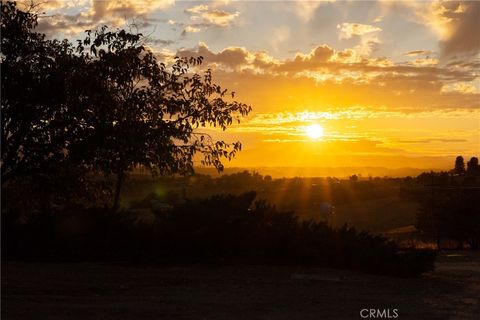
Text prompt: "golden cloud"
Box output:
[[184, 3, 239, 28], [337, 23, 382, 39], [411, 58, 439, 66], [184, 4, 209, 15], [175, 42, 479, 109], [183, 25, 201, 34], [441, 82, 478, 94], [36, 0, 175, 35]]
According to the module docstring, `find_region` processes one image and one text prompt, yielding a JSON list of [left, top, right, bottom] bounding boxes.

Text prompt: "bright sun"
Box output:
[[305, 124, 324, 139]]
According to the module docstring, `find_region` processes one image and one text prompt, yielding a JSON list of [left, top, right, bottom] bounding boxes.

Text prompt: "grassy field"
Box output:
[[120, 175, 419, 234], [3, 251, 479, 320], [310, 197, 417, 233]]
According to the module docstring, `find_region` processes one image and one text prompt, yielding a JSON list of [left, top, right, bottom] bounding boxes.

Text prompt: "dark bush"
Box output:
[[415, 188, 480, 249], [2, 192, 436, 277]]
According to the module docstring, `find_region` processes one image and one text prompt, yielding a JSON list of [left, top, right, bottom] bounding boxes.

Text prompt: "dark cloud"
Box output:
[[276, 45, 335, 72], [404, 50, 433, 56], [178, 43, 250, 68], [440, 2, 480, 57]]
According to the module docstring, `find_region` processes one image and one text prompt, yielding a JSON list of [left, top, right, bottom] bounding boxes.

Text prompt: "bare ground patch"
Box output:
[[2, 252, 479, 320]]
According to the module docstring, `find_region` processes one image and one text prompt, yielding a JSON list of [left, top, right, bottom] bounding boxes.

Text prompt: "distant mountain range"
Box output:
[[194, 166, 445, 178]]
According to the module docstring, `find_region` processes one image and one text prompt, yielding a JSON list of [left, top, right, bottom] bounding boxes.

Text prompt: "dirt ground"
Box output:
[[2, 251, 480, 320]]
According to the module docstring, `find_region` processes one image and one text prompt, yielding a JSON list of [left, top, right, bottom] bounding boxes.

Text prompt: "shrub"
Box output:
[[415, 188, 480, 249], [2, 192, 436, 276]]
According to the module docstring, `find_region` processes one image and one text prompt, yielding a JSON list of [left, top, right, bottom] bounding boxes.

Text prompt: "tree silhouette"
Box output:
[[467, 157, 479, 175], [72, 28, 251, 209], [1, 2, 251, 210], [454, 156, 466, 175], [1, 1, 86, 185]]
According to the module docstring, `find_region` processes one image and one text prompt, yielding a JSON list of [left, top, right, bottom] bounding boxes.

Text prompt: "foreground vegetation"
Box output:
[[3, 192, 436, 277], [3, 158, 479, 278]]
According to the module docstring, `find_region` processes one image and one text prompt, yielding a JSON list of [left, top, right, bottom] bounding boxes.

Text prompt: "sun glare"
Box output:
[[305, 124, 324, 139]]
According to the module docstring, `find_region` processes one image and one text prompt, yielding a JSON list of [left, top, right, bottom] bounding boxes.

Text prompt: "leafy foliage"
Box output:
[[1, 1, 86, 184], [467, 157, 479, 175], [402, 156, 480, 249], [454, 156, 466, 175], [71, 27, 250, 178], [415, 188, 480, 249], [1, 2, 251, 209]]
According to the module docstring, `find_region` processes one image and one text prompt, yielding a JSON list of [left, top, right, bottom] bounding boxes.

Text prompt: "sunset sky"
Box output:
[[33, 0, 479, 171]]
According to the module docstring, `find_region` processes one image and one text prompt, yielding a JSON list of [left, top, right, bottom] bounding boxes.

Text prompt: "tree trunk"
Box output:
[[112, 171, 125, 212], [1, 170, 16, 186]]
